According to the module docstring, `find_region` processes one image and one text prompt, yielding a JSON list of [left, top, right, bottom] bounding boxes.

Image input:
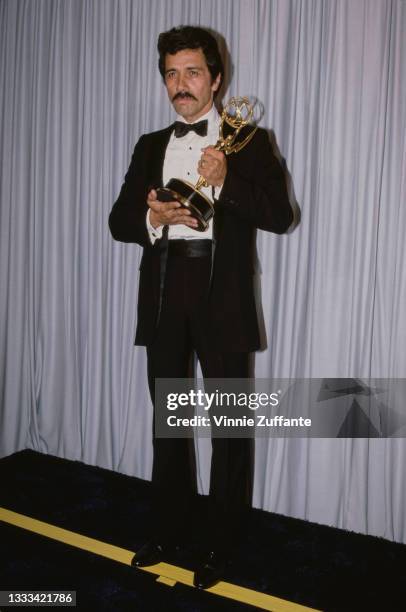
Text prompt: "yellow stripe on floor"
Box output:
[[156, 575, 177, 586], [0, 506, 321, 612]]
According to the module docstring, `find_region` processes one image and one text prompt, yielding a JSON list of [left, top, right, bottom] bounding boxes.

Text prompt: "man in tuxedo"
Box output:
[[109, 25, 292, 589]]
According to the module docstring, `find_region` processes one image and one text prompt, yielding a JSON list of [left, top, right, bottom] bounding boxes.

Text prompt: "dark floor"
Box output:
[[1, 450, 406, 611]]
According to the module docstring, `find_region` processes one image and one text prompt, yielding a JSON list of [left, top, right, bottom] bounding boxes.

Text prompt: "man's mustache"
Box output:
[[173, 91, 197, 102]]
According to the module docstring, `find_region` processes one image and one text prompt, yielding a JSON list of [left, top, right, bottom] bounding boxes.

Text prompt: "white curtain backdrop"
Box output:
[[1, 0, 405, 543]]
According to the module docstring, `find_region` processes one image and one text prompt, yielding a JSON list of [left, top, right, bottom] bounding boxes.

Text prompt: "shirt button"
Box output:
[[189, 147, 192, 150]]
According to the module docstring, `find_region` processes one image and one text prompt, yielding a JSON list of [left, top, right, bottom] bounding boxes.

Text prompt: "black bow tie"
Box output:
[[174, 119, 208, 138]]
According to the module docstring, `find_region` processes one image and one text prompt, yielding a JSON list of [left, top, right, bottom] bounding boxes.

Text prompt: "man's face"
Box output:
[[164, 48, 221, 123]]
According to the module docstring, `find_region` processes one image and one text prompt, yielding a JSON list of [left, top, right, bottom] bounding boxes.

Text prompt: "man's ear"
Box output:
[[211, 73, 221, 93]]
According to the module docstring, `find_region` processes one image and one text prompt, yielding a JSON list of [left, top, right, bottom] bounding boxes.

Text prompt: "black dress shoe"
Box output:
[[131, 541, 164, 567], [193, 551, 227, 589]]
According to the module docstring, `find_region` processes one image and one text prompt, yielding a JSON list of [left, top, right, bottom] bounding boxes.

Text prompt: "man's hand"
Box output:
[[198, 146, 227, 187], [147, 189, 198, 229]]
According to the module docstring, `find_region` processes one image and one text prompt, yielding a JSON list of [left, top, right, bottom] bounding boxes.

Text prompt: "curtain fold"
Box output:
[[1, 0, 405, 543]]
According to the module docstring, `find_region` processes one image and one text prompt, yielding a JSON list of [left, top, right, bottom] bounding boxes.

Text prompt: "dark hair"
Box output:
[[157, 26, 224, 91]]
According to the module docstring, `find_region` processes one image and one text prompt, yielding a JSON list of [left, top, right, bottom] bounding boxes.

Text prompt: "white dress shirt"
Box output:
[[146, 105, 222, 244]]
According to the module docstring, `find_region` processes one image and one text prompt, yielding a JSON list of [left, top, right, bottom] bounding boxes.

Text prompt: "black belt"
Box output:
[[168, 239, 212, 258]]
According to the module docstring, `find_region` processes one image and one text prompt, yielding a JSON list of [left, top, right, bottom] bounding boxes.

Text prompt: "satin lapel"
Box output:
[[150, 125, 173, 327], [208, 197, 224, 292], [149, 124, 174, 188], [213, 204, 224, 246]]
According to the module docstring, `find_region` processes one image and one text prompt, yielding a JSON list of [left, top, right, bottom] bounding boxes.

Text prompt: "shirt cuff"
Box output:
[[214, 183, 223, 200], [146, 209, 163, 244]]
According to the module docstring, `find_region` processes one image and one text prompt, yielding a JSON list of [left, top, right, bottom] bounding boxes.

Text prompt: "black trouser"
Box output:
[[146, 245, 252, 552]]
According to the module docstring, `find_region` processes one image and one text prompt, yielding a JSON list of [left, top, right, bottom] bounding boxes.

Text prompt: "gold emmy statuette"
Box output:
[[156, 97, 258, 231]]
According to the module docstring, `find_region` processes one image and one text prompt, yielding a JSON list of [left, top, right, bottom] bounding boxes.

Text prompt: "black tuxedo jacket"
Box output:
[[109, 123, 293, 352]]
